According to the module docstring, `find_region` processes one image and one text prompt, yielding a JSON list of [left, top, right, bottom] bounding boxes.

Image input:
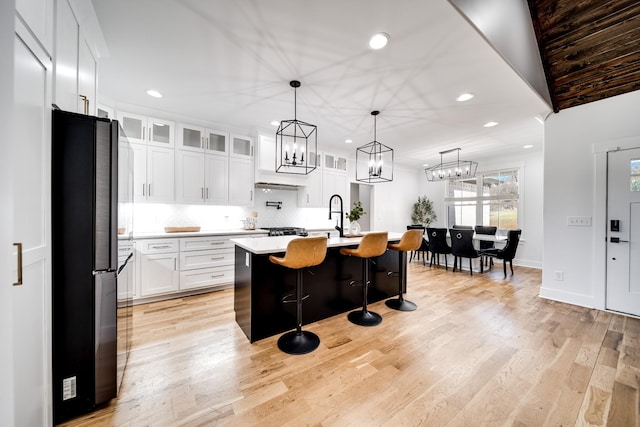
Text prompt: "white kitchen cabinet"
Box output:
[[323, 169, 349, 209], [54, 0, 97, 115], [179, 235, 236, 291], [117, 111, 174, 147], [131, 143, 175, 203], [177, 123, 228, 155], [298, 169, 323, 207], [176, 146, 229, 204], [138, 239, 179, 297], [230, 134, 254, 159], [16, 0, 53, 54], [324, 152, 348, 171], [117, 242, 135, 300], [228, 157, 254, 206]]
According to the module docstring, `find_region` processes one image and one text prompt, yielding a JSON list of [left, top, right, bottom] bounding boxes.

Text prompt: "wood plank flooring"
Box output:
[[60, 262, 640, 426]]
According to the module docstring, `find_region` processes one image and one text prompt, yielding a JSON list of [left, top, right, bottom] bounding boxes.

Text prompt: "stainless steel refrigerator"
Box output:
[[51, 109, 126, 423]]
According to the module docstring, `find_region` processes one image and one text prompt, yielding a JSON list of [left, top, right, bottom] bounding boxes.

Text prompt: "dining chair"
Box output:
[[449, 228, 482, 275], [480, 229, 522, 277], [426, 228, 451, 270], [406, 225, 428, 264], [474, 225, 497, 266]]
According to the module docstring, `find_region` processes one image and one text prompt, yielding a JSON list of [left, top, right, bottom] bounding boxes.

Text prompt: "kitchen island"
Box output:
[[232, 232, 404, 342]]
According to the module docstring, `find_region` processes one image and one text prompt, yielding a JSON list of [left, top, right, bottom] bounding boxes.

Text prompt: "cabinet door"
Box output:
[[176, 150, 205, 204], [323, 170, 349, 208], [298, 170, 323, 207], [130, 143, 147, 202], [205, 154, 229, 204], [140, 253, 179, 296], [146, 146, 175, 203], [118, 112, 147, 144], [176, 123, 204, 152], [228, 158, 254, 206], [54, 0, 79, 112], [16, 0, 53, 52], [179, 266, 234, 291], [258, 134, 275, 172], [230, 134, 253, 159], [77, 37, 96, 115], [323, 152, 348, 171], [148, 118, 174, 148], [206, 129, 228, 155]]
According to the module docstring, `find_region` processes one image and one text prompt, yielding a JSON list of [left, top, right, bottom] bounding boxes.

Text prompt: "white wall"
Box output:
[[541, 89, 640, 308]]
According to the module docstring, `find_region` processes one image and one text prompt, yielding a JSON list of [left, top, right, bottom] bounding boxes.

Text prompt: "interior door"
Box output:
[[13, 33, 51, 425], [606, 147, 640, 316]]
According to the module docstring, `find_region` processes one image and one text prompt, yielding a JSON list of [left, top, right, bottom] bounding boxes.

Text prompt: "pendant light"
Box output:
[[356, 111, 394, 183], [424, 148, 478, 181], [275, 80, 318, 175]]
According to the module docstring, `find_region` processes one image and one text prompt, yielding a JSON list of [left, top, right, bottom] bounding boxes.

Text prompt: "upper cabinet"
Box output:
[[324, 152, 348, 172], [117, 112, 175, 148], [177, 124, 228, 155], [54, 0, 97, 115], [16, 0, 53, 53], [230, 134, 253, 159]]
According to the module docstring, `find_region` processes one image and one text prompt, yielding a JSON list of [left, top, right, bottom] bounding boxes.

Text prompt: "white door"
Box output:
[[13, 33, 51, 426], [606, 147, 640, 316]]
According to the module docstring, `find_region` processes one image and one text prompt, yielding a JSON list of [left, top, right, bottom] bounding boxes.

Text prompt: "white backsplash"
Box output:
[[133, 188, 338, 233]]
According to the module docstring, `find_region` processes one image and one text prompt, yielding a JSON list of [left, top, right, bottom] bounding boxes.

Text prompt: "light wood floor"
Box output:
[[61, 262, 640, 426]]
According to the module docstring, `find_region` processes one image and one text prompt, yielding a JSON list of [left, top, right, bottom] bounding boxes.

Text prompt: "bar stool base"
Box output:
[[385, 298, 417, 311], [348, 310, 382, 326], [277, 330, 320, 355]]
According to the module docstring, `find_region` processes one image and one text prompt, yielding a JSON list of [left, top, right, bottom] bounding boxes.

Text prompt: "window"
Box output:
[[631, 159, 640, 192], [445, 168, 519, 230]]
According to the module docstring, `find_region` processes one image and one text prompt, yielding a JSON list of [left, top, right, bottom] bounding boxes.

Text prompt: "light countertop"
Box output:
[[231, 231, 403, 255], [131, 229, 269, 239]]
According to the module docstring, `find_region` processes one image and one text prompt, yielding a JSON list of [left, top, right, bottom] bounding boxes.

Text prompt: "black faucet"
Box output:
[[328, 194, 344, 237]]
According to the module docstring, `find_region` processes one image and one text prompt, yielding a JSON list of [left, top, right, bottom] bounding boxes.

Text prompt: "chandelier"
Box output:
[[275, 80, 317, 175], [424, 148, 478, 182], [356, 111, 394, 183]]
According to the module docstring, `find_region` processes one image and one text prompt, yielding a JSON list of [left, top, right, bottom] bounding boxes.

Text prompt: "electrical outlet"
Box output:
[[567, 216, 592, 226], [554, 271, 564, 281]]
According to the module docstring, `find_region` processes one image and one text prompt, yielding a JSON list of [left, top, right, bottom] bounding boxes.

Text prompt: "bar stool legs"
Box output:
[[385, 250, 417, 311], [347, 258, 382, 326], [277, 269, 320, 355]]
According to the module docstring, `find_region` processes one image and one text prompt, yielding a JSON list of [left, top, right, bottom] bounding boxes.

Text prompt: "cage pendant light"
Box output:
[[275, 80, 318, 175], [424, 148, 478, 182], [356, 111, 394, 183]]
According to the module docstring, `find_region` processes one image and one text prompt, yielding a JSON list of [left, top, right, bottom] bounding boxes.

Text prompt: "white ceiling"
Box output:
[[92, 0, 551, 169]]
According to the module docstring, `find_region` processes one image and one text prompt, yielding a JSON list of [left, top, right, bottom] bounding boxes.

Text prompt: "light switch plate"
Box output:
[[567, 216, 592, 226]]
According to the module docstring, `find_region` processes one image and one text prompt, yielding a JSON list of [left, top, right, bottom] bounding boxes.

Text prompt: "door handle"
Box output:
[[610, 237, 629, 243], [13, 242, 23, 286]]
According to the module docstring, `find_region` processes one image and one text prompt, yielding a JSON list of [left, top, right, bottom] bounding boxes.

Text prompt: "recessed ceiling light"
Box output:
[[146, 89, 162, 98], [483, 121, 499, 128], [423, 163, 429, 167], [345, 139, 353, 144], [369, 32, 389, 50], [271, 120, 280, 127], [456, 93, 475, 102], [523, 144, 533, 149]]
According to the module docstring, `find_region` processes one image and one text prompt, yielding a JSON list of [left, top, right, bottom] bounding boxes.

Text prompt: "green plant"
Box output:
[[345, 201, 367, 222], [411, 196, 437, 226]]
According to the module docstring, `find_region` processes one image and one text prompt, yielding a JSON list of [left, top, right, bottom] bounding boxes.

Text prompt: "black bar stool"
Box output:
[[386, 229, 423, 311], [269, 236, 327, 355], [339, 232, 388, 326]]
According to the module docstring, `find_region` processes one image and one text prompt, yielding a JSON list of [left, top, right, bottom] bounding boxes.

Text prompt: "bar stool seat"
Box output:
[[339, 232, 388, 326], [385, 229, 423, 311], [269, 236, 327, 355]]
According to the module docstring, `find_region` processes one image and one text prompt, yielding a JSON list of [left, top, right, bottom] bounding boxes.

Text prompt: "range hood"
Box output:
[[254, 182, 300, 191]]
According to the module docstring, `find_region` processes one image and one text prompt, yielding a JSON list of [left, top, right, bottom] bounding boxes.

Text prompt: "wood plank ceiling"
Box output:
[[528, 0, 640, 112]]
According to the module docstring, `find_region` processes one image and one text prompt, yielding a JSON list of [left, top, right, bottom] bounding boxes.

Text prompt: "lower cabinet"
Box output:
[[134, 233, 266, 301]]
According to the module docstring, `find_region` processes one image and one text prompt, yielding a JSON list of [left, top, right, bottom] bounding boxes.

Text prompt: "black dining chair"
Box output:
[[474, 225, 498, 267], [426, 228, 451, 270], [406, 225, 428, 264], [449, 228, 482, 275], [480, 229, 522, 277]]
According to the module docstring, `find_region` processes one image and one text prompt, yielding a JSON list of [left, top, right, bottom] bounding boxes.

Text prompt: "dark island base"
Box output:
[[234, 244, 403, 343]]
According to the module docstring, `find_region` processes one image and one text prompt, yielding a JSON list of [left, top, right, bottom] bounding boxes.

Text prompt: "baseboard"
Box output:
[[538, 285, 596, 309]]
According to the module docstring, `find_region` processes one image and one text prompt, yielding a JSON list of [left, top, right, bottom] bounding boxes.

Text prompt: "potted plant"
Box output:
[[345, 201, 367, 235], [411, 196, 437, 227]]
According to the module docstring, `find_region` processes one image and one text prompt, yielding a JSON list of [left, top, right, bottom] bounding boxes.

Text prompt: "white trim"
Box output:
[[539, 285, 596, 308]]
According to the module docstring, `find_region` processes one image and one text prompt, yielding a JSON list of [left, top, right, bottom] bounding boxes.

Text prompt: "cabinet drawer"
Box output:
[[180, 266, 234, 291], [180, 236, 232, 251], [138, 239, 179, 254], [180, 249, 234, 270]]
